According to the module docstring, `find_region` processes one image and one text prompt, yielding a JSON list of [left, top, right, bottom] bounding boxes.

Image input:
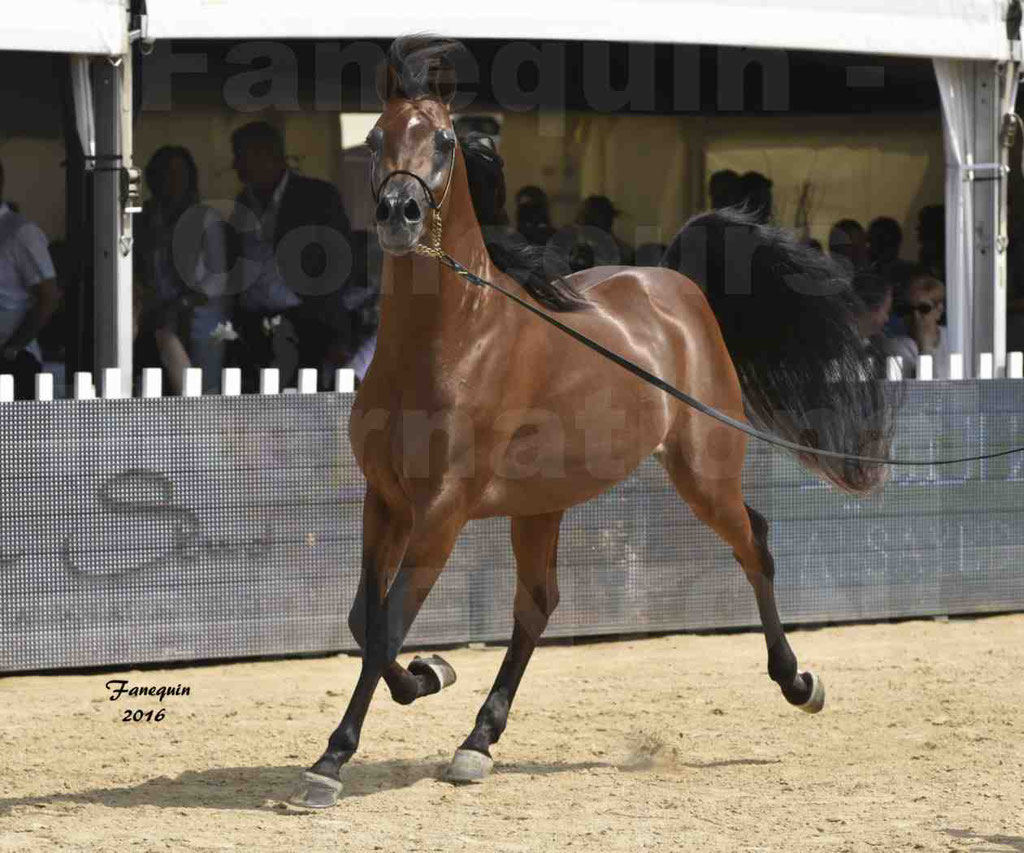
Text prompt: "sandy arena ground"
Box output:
[[1, 615, 1022, 852]]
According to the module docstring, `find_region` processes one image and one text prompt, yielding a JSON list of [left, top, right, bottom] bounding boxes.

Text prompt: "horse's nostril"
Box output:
[[375, 198, 392, 224], [403, 198, 422, 223]]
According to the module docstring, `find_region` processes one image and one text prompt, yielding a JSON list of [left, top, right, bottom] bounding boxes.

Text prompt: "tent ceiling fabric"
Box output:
[[3, 1, 125, 54], [144, 0, 1012, 61]]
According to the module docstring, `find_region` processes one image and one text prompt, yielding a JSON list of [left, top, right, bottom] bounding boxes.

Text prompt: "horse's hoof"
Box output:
[[409, 654, 457, 693], [796, 670, 825, 714], [444, 748, 493, 784], [288, 771, 343, 809]]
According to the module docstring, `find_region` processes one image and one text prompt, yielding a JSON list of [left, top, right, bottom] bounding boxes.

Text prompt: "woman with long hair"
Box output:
[[135, 145, 228, 393]]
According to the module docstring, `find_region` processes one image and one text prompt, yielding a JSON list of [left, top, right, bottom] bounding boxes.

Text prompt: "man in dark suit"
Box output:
[[229, 121, 369, 389]]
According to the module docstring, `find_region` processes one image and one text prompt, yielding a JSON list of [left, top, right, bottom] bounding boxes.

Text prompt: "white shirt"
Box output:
[[142, 202, 230, 302], [233, 171, 300, 314], [0, 203, 54, 357], [250, 169, 290, 241], [878, 328, 951, 379], [924, 326, 951, 379]]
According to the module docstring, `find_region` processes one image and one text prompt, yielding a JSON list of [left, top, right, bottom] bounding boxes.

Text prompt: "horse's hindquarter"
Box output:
[[474, 266, 737, 518]]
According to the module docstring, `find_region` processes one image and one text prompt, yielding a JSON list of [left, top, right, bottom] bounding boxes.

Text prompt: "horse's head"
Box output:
[[369, 37, 461, 255]]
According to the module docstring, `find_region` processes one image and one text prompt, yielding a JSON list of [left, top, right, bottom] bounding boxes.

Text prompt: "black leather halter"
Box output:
[[371, 168, 442, 209], [370, 136, 457, 211]]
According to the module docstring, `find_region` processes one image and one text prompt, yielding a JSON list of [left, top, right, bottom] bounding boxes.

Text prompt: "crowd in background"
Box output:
[[0, 122, 378, 399], [133, 122, 377, 396], [508, 166, 960, 379], [2, 133, 1024, 398], [0, 157, 60, 399]]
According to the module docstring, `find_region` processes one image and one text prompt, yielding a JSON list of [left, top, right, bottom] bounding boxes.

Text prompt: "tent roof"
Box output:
[[145, 0, 1014, 61], [3, 1, 125, 55]]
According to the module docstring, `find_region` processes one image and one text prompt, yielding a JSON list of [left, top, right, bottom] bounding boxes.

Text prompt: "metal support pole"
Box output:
[[970, 62, 1000, 378], [969, 60, 1020, 378], [91, 56, 133, 397], [995, 61, 1020, 376]]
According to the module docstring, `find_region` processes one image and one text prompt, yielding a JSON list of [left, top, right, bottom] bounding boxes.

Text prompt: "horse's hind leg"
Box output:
[[445, 510, 563, 783], [658, 437, 824, 713], [738, 504, 824, 710]]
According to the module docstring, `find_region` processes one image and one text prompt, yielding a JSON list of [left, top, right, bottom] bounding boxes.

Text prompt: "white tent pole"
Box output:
[[935, 58, 974, 376], [119, 35, 136, 396], [91, 52, 133, 398], [70, 57, 95, 160], [966, 58, 1021, 380], [994, 60, 1021, 377], [969, 61, 1001, 380]]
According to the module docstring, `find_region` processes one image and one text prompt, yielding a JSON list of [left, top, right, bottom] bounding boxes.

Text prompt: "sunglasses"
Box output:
[[905, 301, 944, 317]]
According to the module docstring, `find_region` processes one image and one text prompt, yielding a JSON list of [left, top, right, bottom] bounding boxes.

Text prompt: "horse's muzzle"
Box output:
[[375, 185, 426, 255]]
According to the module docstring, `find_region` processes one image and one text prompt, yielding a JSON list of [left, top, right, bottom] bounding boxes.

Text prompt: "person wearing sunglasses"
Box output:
[[903, 271, 950, 378]]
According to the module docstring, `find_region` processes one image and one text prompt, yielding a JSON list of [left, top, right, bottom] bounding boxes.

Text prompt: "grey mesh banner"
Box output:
[[1, 381, 1022, 672]]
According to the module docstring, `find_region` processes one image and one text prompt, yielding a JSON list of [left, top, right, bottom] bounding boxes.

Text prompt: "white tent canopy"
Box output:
[[2, 1, 125, 55], [145, 0, 1013, 61]]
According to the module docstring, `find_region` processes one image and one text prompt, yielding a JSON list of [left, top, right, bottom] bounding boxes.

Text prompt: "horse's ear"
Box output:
[[430, 63, 458, 106], [379, 38, 462, 103], [375, 64, 400, 102]]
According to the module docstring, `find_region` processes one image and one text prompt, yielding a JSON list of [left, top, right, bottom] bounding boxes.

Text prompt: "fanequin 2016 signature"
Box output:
[[105, 678, 192, 722]]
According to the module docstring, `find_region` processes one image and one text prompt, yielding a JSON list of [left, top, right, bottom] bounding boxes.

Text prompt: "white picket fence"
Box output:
[[0, 353, 1022, 402], [0, 366, 356, 402], [884, 351, 1024, 381]]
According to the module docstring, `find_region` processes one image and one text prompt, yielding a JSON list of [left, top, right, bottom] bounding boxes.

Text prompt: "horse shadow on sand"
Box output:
[[943, 829, 1024, 852], [0, 754, 779, 816], [0, 758, 596, 816]]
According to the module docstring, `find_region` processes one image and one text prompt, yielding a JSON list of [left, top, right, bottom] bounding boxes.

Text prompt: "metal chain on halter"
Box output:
[[413, 208, 446, 262]]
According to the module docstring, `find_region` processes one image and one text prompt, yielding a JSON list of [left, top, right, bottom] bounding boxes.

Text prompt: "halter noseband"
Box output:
[[371, 169, 446, 210]]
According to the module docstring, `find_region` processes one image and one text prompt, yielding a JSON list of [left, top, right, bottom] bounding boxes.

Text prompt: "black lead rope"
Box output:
[[435, 251, 1024, 468]]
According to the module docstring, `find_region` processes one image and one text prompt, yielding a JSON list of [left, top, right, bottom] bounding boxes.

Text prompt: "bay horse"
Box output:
[[291, 36, 890, 808]]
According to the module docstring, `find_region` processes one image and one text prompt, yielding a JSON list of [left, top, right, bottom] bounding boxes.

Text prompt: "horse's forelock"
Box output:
[[383, 35, 461, 102]]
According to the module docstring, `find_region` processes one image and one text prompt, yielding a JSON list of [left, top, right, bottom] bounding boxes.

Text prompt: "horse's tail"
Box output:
[[662, 207, 893, 495]]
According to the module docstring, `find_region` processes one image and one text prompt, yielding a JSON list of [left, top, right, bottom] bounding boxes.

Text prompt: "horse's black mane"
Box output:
[[461, 135, 587, 312], [382, 36, 588, 312]]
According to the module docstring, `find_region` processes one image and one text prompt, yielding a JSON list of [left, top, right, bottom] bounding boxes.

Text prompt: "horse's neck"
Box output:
[[376, 178, 506, 362]]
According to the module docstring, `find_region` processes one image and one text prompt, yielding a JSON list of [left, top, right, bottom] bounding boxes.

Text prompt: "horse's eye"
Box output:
[[366, 127, 384, 153], [434, 128, 456, 153]]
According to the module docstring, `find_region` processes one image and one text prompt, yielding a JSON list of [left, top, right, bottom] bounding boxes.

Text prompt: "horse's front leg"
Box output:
[[291, 488, 464, 808], [349, 562, 460, 706]]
